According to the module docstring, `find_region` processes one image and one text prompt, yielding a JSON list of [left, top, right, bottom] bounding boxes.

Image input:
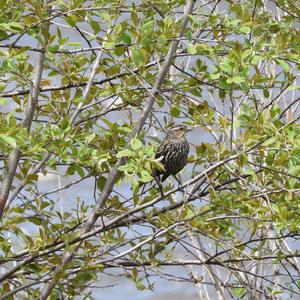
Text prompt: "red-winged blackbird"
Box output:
[[153, 124, 191, 182]]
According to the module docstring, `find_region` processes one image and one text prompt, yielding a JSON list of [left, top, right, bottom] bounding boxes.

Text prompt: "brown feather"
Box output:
[[153, 124, 190, 182]]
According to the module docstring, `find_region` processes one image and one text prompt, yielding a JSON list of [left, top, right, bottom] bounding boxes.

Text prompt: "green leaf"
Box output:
[[118, 163, 135, 173], [187, 44, 197, 54], [121, 32, 131, 44], [132, 49, 144, 67], [131, 11, 139, 26], [226, 76, 244, 84], [140, 170, 152, 182], [220, 60, 233, 73], [90, 20, 101, 33], [47, 45, 59, 52], [74, 165, 85, 177], [157, 35, 167, 47], [0, 0, 6, 9], [0, 134, 16, 147], [289, 165, 300, 177], [6, 22, 24, 32], [116, 149, 135, 158], [232, 287, 246, 298], [65, 15, 77, 27], [263, 89, 270, 98], [170, 106, 180, 117], [141, 20, 154, 35], [132, 181, 139, 194], [238, 152, 247, 167], [28, 217, 42, 225], [0, 97, 7, 105], [275, 58, 289, 71], [262, 137, 277, 146], [287, 85, 300, 91], [136, 280, 146, 291], [67, 42, 82, 47], [209, 73, 220, 80], [26, 174, 38, 182], [114, 24, 123, 37], [130, 138, 143, 150], [97, 176, 106, 191], [239, 26, 251, 34], [85, 133, 96, 144], [132, 267, 138, 279], [73, 0, 84, 8], [103, 41, 115, 49]]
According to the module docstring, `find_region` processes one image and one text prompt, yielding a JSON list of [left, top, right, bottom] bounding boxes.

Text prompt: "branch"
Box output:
[[0, 11, 49, 218], [0, 52, 192, 98]]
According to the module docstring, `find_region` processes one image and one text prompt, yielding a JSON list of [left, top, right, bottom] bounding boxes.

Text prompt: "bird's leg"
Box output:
[[136, 180, 150, 198], [154, 175, 164, 197], [158, 181, 164, 198], [174, 175, 184, 193], [138, 181, 154, 196]]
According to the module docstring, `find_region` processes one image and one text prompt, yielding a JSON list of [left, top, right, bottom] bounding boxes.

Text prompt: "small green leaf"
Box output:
[[67, 42, 82, 47], [287, 85, 300, 91], [0, 97, 7, 105], [209, 73, 220, 80], [121, 32, 131, 44], [130, 138, 143, 151], [239, 26, 250, 34], [170, 106, 180, 117], [136, 280, 146, 291], [187, 44, 197, 54], [0, 0, 6, 9], [47, 45, 59, 52], [289, 165, 300, 177], [226, 76, 244, 84], [26, 174, 38, 182], [103, 41, 115, 49], [132, 267, 138, 279], [140, 170, 152, 182], [8, 22, 24, 31], [65, 15, 77, 27], [238, 152, 247, 167], [263, 89, 270, 98], [28, 217, 42, 225], [157, 35, 167, 47], [0, 134, 16, 147], [97, 176, 106, 191], [262, 137, 277, 146], [116, 149, 135, 158], [74, 165, 85, 177], [132, 49, 144, 67], [118, 163, 135, 173], [131, 11, 139, 27], [275, 58, 289, 71], [232, 287, 246, 298], [85, 133, 96, 144]]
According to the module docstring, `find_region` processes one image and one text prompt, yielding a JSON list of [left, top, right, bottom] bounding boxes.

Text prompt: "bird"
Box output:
[[153, 124, 191, 182]]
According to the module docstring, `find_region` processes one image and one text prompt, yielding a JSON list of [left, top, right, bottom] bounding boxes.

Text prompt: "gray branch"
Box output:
[[0, 31, 47, 217]]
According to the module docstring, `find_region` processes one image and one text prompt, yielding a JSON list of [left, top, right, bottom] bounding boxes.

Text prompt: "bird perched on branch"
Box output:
[[153, 124, 191, 182]]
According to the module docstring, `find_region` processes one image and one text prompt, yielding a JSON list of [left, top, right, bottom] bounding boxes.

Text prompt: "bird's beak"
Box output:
[[185, 127, 192, 132]]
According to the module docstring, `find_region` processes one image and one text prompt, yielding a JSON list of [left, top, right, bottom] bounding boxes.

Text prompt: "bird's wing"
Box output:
[[153, 139, 169, 177], [155, 139, 168, 159]]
